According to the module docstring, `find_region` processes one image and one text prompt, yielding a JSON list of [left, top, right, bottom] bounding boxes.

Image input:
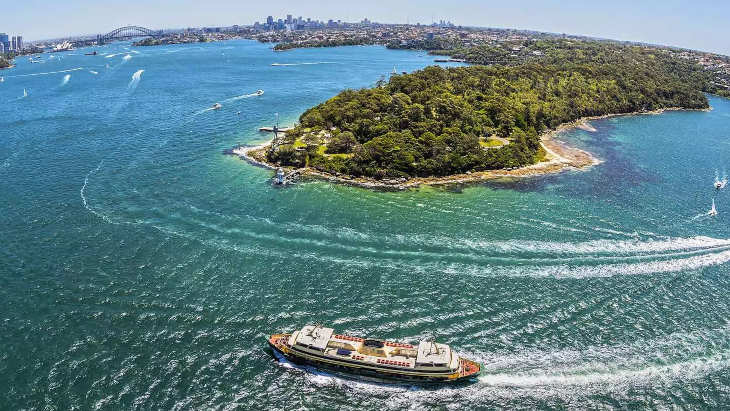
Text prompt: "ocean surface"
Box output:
[[2, 39, 730, 410]]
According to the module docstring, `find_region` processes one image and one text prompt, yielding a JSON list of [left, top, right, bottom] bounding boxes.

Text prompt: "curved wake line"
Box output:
[[4, 67, 83, 78], [128, 69, 145, 90], [81, 161, 117, 225], [138, 217, 730, 279]]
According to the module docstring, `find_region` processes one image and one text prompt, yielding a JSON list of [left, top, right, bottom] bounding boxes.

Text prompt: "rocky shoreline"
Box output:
[[231, 107, 706, 190]]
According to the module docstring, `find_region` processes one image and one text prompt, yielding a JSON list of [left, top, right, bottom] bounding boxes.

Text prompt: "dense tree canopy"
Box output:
[[268, 40, 710, 179]]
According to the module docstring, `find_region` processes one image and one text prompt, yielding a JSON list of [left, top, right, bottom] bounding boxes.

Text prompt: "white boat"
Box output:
[[22, 89, 27, 98], [212, 103, 222, 110], [0, 77, 4, 82], [710, 199, 718, 216], [716, 181, 723, 189], [256, 90, 264, 95], [392, 65, 398, 75], [268, 325, 481, 383]]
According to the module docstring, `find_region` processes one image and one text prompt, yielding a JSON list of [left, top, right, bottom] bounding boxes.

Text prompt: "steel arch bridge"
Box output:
[[98, 26, 162, 44]]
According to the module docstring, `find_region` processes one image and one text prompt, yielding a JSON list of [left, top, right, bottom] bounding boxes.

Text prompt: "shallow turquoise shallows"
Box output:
[[3, 40, 730, 410]]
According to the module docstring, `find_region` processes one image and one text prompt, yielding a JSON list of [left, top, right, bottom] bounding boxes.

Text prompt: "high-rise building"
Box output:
[[286, 15, 292, 24], [17, 36, 23, 51], [267, 16, 274, 26], [0, 42, 4, 53], [11, 36, 17, 51], [0, 33, 9, 51]]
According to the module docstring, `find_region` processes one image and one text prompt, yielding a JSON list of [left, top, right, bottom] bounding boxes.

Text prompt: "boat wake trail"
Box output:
[[271, 62, 338, 66], [104, 53, 118, 59], [193, 107, 216, 116], [223, 92, 260, 102], [81, 160, 116, 225], [295, 328, 730, 408], [122, 54, 132, 62], [715, 169, 727, 189], [4, 67, 83, 79], [89, 70, 98, 75], [60, 74, 71, 86], [142, 205, 730, 279], [128, 70, 145, 91]]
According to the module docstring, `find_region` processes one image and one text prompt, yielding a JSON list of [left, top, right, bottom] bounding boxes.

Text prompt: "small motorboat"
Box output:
[[710, 199, 718, 216], [256, 90, 264, 96], [237, 111, 242, 115], [212, 103, 222, 110], [0, 77, 4, 82], [716, 181, 723, 190]]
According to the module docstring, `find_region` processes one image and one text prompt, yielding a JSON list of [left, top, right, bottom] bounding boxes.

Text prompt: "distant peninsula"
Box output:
[[238, 39, 710, 187]]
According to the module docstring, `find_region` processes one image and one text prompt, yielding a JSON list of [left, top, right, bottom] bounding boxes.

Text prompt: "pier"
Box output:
[[259, 126, 293, 133]]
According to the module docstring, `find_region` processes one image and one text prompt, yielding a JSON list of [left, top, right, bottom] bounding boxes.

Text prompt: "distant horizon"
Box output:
[[24, 23, 722, 58], [4, 0, 730, 56]]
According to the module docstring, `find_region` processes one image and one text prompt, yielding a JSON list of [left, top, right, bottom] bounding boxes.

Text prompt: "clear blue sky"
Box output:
[[3, 0, 729, 55]]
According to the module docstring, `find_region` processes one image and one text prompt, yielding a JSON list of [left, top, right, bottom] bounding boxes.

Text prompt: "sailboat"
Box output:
[[710, 199, 718, 216], [22, 89, 27, 98], [392, 65, 398, 75]]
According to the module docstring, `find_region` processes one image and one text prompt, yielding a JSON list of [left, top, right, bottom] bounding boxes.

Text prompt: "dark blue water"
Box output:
[[2, 40, 730, 410]]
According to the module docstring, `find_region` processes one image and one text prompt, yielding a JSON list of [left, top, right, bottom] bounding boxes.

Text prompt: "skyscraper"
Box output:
[[0, 42, 4, 53], [0, 33, 9, 51], [267, 16, 274, 26], [16, 36, 22, 51], [11, 36, 17, 51], [286, 14, 292, 24]]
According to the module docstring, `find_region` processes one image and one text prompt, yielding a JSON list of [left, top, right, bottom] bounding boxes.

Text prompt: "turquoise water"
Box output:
[[2, 40, 730, 410]]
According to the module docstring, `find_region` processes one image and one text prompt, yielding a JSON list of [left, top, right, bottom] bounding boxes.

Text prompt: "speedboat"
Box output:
[[212, 103, 222, 110], [716, 181, 723, 190], [0, 77, 4, 82], [256, 90, 264, 96]]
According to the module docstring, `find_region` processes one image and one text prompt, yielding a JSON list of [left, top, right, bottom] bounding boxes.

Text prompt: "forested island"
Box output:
[[274, 37, 374, 51], [242, 40, 710, 185]]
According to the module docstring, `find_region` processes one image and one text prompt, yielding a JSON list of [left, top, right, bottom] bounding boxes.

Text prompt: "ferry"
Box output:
[[268, 325, 481, 383]]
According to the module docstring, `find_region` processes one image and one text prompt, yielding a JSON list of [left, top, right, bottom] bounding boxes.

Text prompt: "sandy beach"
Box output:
[[232, 107, 706, 189]]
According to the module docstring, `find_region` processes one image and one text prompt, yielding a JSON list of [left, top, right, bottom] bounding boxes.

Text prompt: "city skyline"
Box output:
[[2, 0, 730, 55]]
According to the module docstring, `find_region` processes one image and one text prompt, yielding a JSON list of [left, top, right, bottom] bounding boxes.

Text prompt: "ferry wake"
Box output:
[[268, 325, 481, 383]]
